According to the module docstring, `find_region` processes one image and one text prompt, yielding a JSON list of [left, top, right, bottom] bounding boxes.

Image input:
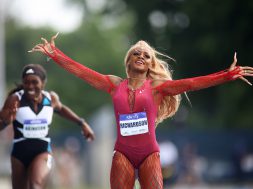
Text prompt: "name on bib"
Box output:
[[23, 119, 49, 138], [119, 112, 149, 136]]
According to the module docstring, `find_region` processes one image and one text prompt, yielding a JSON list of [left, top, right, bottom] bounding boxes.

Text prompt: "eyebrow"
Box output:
[[133, 49, 150, 55]]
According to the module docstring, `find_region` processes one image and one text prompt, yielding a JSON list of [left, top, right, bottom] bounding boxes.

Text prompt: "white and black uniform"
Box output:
[[11, 90, 53, 168]]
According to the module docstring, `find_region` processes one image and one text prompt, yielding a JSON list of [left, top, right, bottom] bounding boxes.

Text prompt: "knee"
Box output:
[[29, 180, 45, 189]]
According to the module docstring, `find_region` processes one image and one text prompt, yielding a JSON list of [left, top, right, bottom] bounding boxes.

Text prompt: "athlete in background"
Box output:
[[0, 64, 95, 189]]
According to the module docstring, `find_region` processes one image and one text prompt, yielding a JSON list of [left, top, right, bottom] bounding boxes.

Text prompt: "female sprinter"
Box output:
[[29, 34, 253, 189], [0, 64, 95, 189]]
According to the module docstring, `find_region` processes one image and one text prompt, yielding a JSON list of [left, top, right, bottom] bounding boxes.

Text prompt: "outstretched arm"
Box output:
[[29, 33, 117, 93], [51, 91, 95, 141], [154, 53, 253, 96]]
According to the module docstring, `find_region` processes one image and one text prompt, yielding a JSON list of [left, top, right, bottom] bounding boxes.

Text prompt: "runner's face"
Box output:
[[127, 47, 152, 74], [23, 75, 44, 101]]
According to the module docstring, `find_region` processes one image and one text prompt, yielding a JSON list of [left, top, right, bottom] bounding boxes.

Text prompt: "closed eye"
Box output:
[[133, 51, 140, 56], [145, 54, 150, 59]]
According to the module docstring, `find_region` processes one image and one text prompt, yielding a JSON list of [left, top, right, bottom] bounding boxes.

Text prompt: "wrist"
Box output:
[[0, 118, 8, 128], [227, 66, 241, 80], [78, 118, 86, 126]]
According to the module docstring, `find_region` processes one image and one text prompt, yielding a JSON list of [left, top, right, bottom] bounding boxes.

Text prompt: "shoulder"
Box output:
[[49, 91, 61, 109], [107, 75, 124, 86], [151, 79, 168, 88], [49, 91, 59, 101]]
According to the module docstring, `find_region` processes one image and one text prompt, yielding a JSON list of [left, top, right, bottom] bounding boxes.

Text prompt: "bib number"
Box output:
[[119, 112, 149, 136], [23, 119, 49, 138]]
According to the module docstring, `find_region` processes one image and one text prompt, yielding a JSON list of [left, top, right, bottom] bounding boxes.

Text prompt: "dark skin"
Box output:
[[0, 74, 95, 189]]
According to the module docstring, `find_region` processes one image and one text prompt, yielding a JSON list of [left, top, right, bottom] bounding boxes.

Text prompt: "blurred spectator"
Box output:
[[177, 143, 207, 185], [232, 141, 247, 182], [51, 136, 83, 188], [241, 152, 253, 181], [159, 140, 179, 186]]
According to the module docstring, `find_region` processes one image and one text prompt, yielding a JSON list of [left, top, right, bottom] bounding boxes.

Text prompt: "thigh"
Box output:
[[28, 152, 52, 189], [11, 156, 29, 189], [138, 152, 163, 189], [110, 151, 135, 189]]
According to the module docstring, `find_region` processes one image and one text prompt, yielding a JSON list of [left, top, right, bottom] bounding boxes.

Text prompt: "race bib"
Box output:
[[119, 112, 149, 136], [23, 119, 49, 138]]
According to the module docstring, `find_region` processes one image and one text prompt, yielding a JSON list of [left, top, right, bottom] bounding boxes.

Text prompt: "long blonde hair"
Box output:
[[124, 40, 181, 124]]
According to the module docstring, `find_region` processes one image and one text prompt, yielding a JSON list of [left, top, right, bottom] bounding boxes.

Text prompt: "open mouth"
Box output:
[[27, 90, 36, 95], [135, 60, 144, 65]]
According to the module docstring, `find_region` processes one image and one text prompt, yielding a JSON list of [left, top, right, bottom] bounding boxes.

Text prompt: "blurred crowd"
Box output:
[[159, 140, 253, 188], [1, 129, 253, 188]]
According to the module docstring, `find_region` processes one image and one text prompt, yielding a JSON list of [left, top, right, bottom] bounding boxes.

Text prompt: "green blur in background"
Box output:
[[1, 0, 253, 188]]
